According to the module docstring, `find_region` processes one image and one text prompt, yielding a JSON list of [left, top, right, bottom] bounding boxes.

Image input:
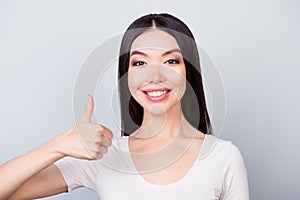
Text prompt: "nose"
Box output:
[[147, 64, 165, 84]]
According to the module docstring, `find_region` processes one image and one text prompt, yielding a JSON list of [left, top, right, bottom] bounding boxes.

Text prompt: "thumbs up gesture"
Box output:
[[60, 95, 113, 160]]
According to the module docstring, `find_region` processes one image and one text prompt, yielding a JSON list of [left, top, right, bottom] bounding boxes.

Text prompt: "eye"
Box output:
[[132, 61, 146, 66], [165, 59, 180, 64]]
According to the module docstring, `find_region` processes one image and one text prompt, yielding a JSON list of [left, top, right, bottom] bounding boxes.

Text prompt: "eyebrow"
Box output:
[[130, 50, 148, 57], [162, 48, 182, 56], [130, 48, 182, 57]]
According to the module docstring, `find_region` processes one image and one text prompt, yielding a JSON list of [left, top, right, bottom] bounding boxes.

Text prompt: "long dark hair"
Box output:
[[118, 13, 212, 136]]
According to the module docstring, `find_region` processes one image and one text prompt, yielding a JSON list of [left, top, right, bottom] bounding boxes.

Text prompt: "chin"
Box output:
[[148, 104, 167, 116], [146, 103, 179, 116]]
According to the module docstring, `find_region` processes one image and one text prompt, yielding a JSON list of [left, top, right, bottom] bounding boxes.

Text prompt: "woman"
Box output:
[[0, 13, 249, 200]]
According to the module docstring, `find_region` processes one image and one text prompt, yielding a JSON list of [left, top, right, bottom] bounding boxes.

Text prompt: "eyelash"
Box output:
[[132, 61, 146, 66], [131, 59, 180, 66], [165, 59, 180, 64]]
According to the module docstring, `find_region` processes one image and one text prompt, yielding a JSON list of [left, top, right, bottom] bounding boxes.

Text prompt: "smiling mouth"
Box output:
[[143, 90, 171, 97], [142, 89, 171, 98]]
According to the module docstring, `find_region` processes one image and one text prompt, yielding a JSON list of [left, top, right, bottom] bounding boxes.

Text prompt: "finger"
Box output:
[[80, 95, 94, 122], [100, 125, 114, 139], [91, 144, 108, 154], [90, 152, 103, 160], [98, 136, 112, 147], [99, 145, 108, 154]]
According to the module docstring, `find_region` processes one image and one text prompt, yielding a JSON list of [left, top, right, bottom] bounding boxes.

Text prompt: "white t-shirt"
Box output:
[[54, 134, 249, 200]]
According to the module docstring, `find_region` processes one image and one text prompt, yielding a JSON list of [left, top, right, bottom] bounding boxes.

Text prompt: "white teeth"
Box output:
[[146, 90, 168, 97]]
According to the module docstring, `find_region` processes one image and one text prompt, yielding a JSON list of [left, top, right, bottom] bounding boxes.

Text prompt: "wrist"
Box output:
[[50, 126, 81, 159], [47, 132, 72, 159]]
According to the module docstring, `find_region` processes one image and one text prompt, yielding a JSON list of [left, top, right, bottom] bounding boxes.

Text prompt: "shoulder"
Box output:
[[206, 135, 247, 175], [224, 142, 247, 173], [212, 137, 249, 199], [214, 136, 245, 168], [201, 135, 246, 166], [200, 134, 233, 159]]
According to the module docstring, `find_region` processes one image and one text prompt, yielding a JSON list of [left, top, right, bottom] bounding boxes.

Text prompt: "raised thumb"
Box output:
[[80, 95, 94, 122]]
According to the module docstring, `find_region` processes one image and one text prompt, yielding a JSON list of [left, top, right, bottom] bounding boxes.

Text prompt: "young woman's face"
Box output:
[[128, 28, 186, 115]]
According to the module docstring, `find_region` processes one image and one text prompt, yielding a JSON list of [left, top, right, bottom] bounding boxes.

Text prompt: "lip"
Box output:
[[142, 88, 171, 92], [142, 88, 171, 102]]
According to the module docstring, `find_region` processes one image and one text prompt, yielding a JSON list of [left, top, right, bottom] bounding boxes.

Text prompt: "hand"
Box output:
[[59, 95, 113, 160]]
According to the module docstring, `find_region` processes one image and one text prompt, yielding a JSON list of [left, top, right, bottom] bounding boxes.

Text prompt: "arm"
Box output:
[[9, 164, 66, 199], [7, 164, 67, 200], [0, 95, 113, 199], [0, 135, 66, 200]]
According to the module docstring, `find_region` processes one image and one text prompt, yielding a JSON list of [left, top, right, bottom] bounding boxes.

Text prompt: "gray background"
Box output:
[[0, 0, 299, 199]]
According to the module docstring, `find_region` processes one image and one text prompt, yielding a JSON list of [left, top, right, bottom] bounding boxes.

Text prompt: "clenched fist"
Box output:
[[59, 95, 113, 160]]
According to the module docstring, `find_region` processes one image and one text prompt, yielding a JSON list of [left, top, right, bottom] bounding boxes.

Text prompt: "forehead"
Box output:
[[131, 28, 180, 52]]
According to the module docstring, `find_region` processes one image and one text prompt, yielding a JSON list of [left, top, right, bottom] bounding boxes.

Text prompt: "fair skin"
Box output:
[[0, 28, 205, 199], [127, 28, 205, 184], [0, 96, 113, 200]]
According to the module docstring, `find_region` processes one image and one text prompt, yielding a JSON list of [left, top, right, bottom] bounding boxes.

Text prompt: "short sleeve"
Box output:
[[54, 157, 99, 192], [220, 144, 249, 200]]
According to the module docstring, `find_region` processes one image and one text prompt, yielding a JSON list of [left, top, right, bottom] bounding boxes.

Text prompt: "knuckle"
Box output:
[[95, 145, 101, 152], [98, 154, 103, 159], [107, 139, 112, 147], [95, 136, 102, 143], [102, 147, 108, 154], [96, 153, 103, 159], [100, 138, 110, 147]]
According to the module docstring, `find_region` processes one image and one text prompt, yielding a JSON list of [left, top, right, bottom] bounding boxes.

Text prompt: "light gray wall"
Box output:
[[0, 0, 299, 199]]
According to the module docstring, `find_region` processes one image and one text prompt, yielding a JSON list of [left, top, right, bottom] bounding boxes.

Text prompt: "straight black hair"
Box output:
[[118, 13, 212, 136]]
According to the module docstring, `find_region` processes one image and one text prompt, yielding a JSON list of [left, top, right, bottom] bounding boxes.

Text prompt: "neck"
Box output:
[[132, 102, 192, 140]]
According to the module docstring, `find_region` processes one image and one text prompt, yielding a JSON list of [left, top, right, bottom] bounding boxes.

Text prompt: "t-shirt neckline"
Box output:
[[123, 134, 210, 189]]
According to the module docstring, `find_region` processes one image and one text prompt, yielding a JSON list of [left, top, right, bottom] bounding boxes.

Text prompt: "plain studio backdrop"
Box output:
[[0, 0, 299, 199]]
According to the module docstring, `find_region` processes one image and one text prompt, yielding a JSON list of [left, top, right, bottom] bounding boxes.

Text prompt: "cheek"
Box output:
[[173, 72, 186, 87], [127, 69, 147, 94], [164, 68, 186, 100], [164, 67, 186, 88]]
